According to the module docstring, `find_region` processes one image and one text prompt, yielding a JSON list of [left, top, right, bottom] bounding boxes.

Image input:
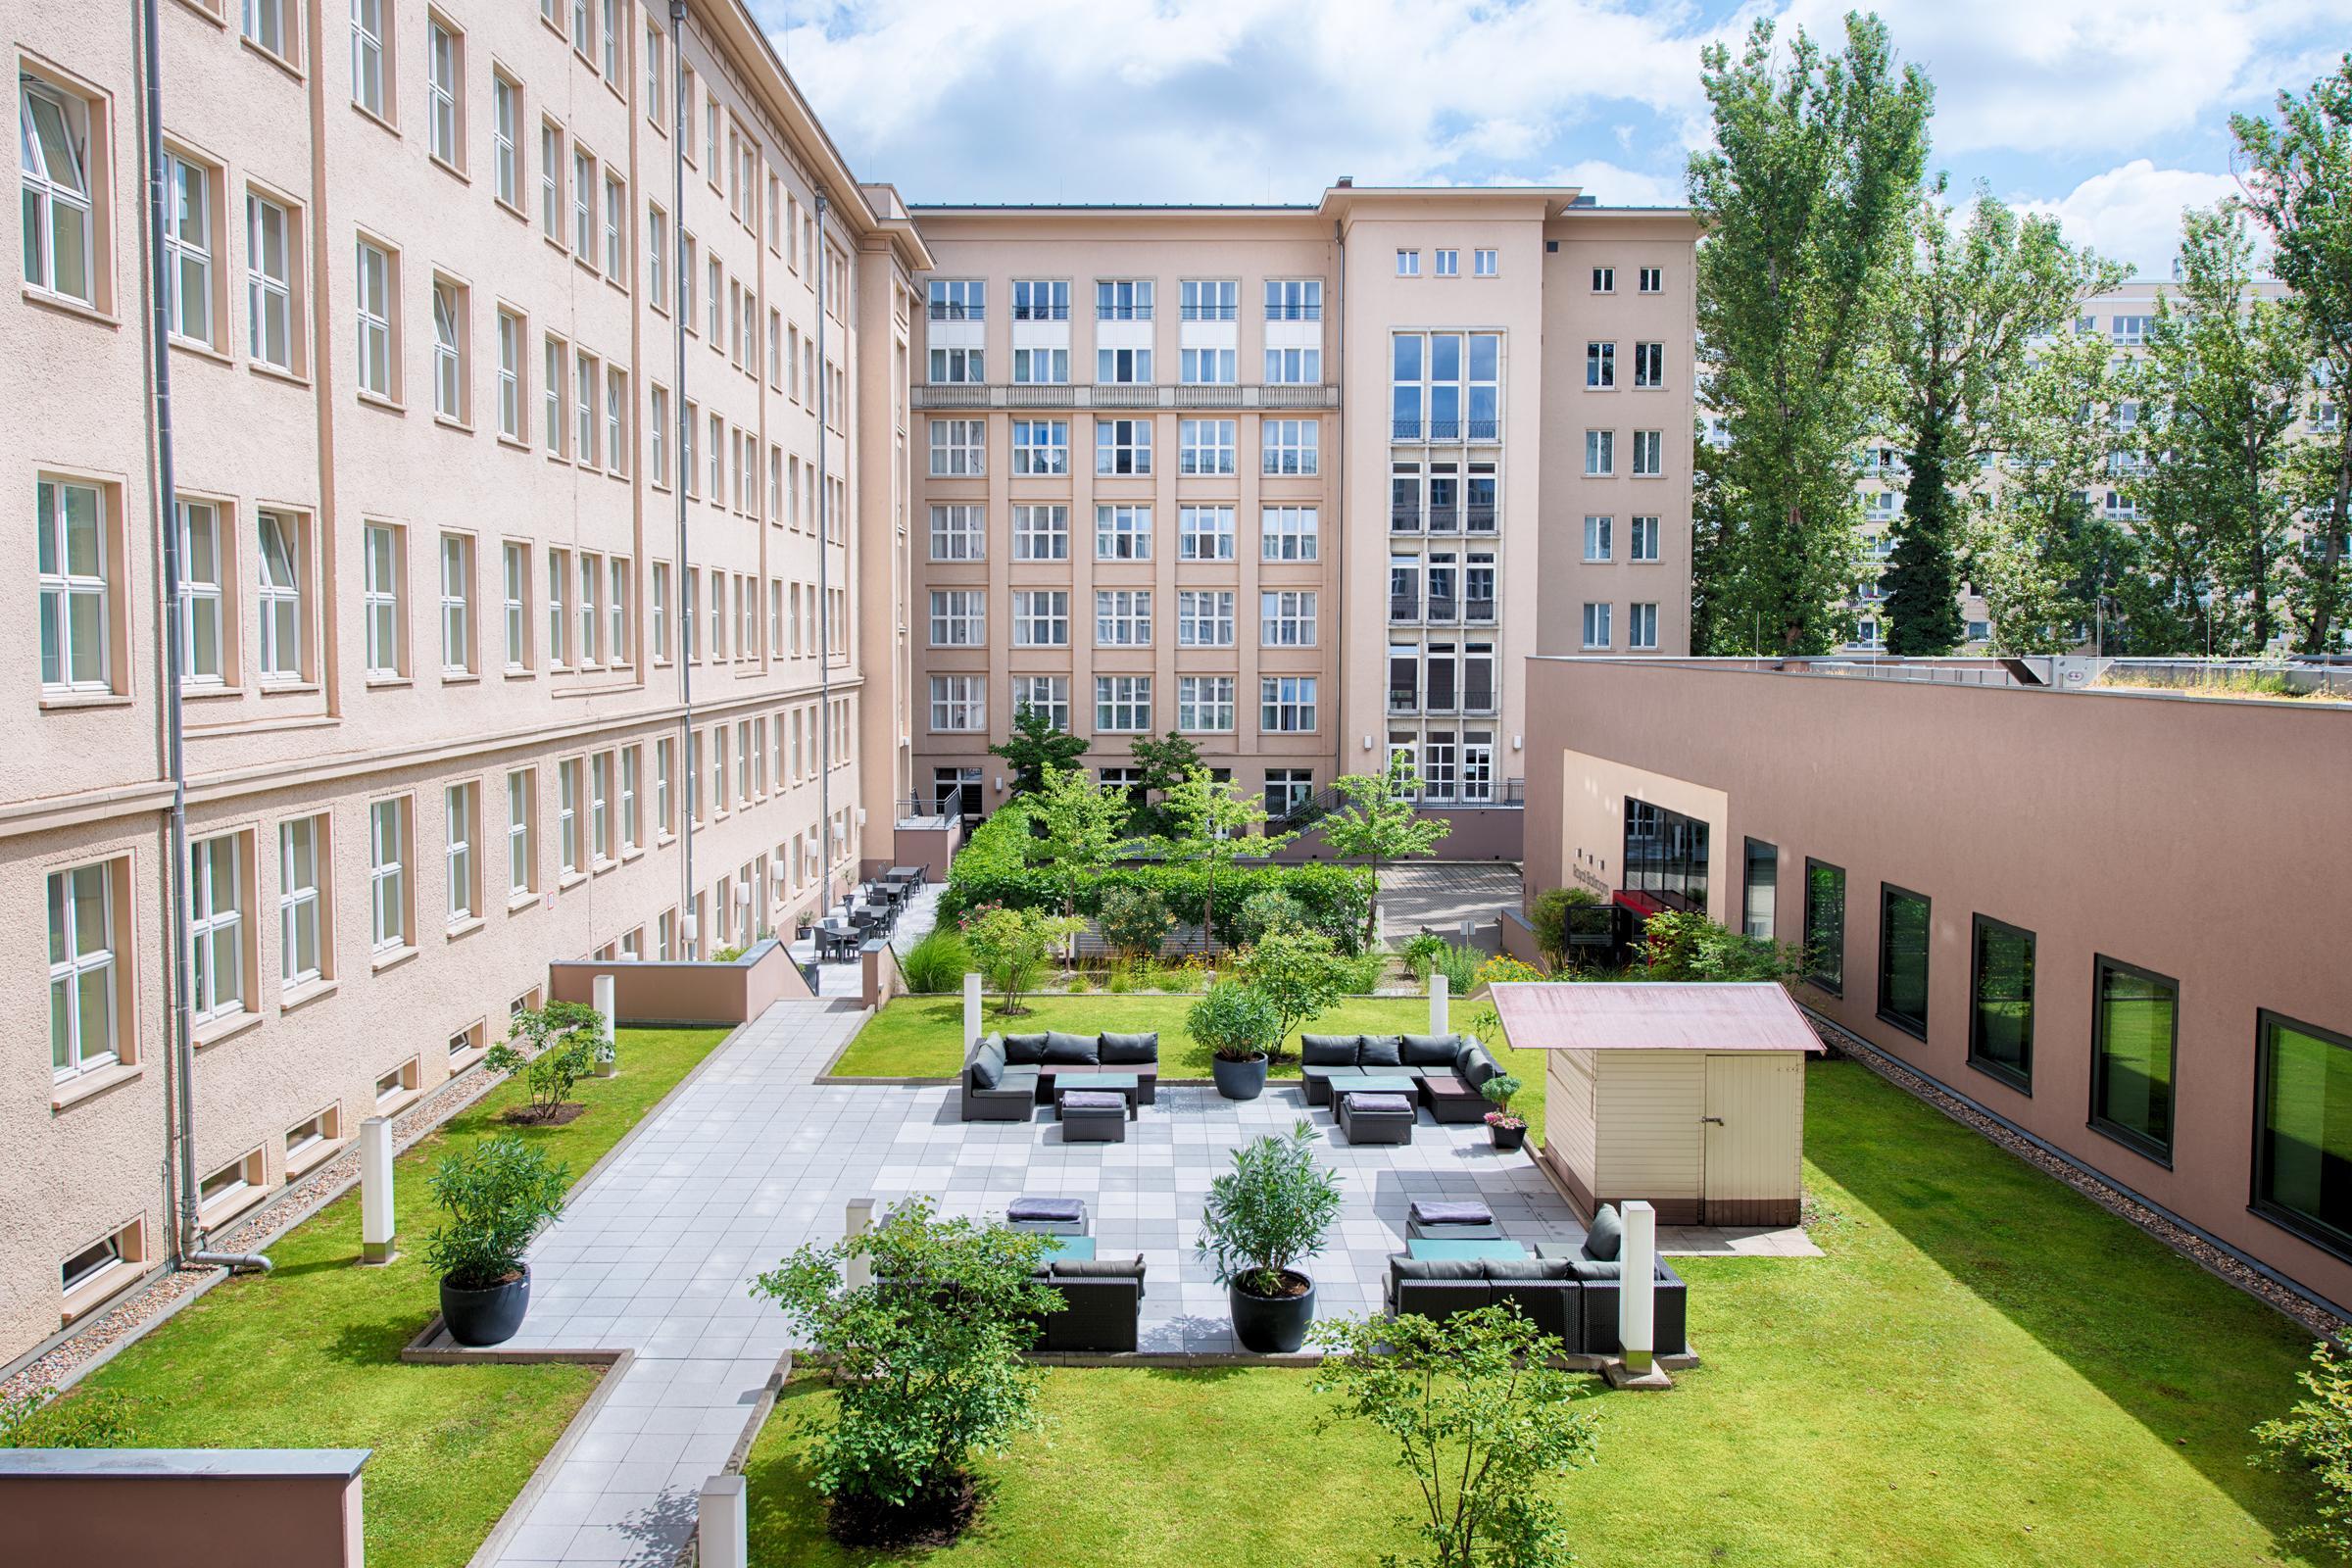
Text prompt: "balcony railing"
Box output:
[[1180, 303, 1239, 321], [1395, 417, 1502, 444], [912, 383, 1339, 411], [1390, 594, 1420, 623], [1011, 304, 1070, 321], [1464, 597, 1495, 623], [1268, 777, 1523, 832], [1391, 506, 1421, 532], [1465, 504, 1496, 532], [1429, 507, 1459, 533], [1388, 685, 1419, 715], [1265, 305, 1323, 322], [1426, 594, 1457, 622], [926, 305, 984, 322]]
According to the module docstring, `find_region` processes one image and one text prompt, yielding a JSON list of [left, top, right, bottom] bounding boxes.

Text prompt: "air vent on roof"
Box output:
[[1571, 194, 1597, 207], [1336, 175, 1353, 188]]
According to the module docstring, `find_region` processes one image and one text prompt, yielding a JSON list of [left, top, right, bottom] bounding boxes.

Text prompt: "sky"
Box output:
[[751, 0, 2350, 279]]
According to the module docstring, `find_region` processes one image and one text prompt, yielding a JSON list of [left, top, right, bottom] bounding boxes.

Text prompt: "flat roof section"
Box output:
[[1489, 982, 1828, 1054]]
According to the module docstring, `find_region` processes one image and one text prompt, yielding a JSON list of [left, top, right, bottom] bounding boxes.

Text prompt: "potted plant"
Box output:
[[425, 1135, 569, 1348], [1482, 1072, 1528, 1152], [1189, 979, 1281, 1100], [1198, 1122, 1343, 1352]]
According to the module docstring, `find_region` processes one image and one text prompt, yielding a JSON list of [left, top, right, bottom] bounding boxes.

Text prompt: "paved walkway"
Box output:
[[1380, 860, 1524, 952]]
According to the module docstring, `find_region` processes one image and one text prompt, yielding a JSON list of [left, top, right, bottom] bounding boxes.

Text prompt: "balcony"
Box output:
[[1465, 504, 1496, 533], [1011, 303, 1070, 321], [1396, 417, 1501, 444], [1464, 597, 1495, 624], [912, 383, 1339, 412], [1265, 304, 1323, 321], [1180, 303, 1239, 321]]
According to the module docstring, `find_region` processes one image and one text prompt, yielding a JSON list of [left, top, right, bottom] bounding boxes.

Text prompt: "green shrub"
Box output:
[[1641, 909, 1805, 983], [0, 1387, 135, 1448], [1104, 964, 1134, 994], [484, 1002, 602, 1118], [1234, 888, 1307, 947], [960, 904, 1080, 1015], [1096, 884, 1176, 959], [2254, 1340, 2352, 1555], [1333, 950, 1393, 995], [1529, 886, 1597, 968], [898, 926, 969, 994], [711, 945, 749, 963], [1432, 941, 1485, 996], [1188, 980, 1282, 1063], [424, 1136, 570, 1291]]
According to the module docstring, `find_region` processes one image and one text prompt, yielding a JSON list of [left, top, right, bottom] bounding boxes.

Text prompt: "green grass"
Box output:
[[835, 993, 1547, 1141], [21, 1026, 730, 1568], [746, 1058, 2328, 1567]]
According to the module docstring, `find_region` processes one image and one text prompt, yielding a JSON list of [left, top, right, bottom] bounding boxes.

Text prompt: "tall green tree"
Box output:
[[2129, 205, 2311, 652], [1883, 189, 2125, 653], [2233, 56, 2352, 652], [1152, 765, 1294, 949], [1688, 14, 1933, 654], [1128, 729, 1204, 837], [1318, 754, 1448, 950], [987, 703, 1087, 797], [1022, 764, 1131, 961]]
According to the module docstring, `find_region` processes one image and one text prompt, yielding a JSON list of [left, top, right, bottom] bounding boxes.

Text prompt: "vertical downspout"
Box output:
[[670, 1, 694, 948], [138, 0, 267, 1274], [814, 192, 833, 899], [1330, 217, 1347, 791]]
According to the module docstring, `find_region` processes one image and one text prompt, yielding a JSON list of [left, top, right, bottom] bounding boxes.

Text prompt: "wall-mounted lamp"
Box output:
[[995, 775, 1004, 792], [1511, 734, 1523, 752], [855, 807, 868, 826], [1361, 735, 1374, 752]]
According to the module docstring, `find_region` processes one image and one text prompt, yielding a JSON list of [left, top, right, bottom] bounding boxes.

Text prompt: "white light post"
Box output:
[[359, 1116, 396, 1264], [1613, 1199, 1671, 1388], [1430, 972, 1449, 1034], [963, 971, 982, 1051], [844, 1197, 876, 1291], [698, 1473, 748, 1568], [593, 972, 617, 1077]]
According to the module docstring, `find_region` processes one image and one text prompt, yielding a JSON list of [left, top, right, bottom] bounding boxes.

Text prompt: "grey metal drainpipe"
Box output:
[[670, 0, 694, 949], [814, 191, 832, 900], [138, 0, 268, 1277]]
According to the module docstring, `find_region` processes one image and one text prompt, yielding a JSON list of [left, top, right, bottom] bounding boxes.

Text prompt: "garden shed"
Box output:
[[1489, 982, 1824, 1227]]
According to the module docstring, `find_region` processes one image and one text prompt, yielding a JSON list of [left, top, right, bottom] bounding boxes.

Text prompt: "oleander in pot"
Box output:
[[1197, 1121, 1344, 1353], [426, 1135, 570, 1348], [1482, 1071, 1529, 1152], [1189, 979, 1281, 1100]]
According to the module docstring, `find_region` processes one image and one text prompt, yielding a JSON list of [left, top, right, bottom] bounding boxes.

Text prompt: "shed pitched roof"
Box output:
[[1488, 982, 1826, 1054]]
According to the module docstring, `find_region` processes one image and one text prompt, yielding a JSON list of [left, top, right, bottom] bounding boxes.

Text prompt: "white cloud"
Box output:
[[2015, 159, 2241, 276], [1544, 159, 1687, 208]]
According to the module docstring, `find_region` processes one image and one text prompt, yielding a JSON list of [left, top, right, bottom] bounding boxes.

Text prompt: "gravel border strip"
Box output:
[[1801, 1006, 2349, 1342]]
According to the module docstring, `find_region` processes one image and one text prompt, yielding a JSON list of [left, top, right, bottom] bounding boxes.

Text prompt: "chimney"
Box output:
[[1335, 175, 1353, 188]]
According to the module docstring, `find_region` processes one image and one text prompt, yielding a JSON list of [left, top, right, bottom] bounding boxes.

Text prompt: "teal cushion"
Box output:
[[1300, 1033, 1359, 1066], [1400, 1033, 1460, 1067], [1584, 1203, 1624, 1262], [1099, 1032, 1157, 1064], [969, 1043, 1005, 1090], [1003, 1033, 1049, 1064], [1569, 1260, 1623, 1281], [1357, 1034, 1404, 1067], [1394, 1256, 1488, 1282], [1043, 1030, 1100, 1064]]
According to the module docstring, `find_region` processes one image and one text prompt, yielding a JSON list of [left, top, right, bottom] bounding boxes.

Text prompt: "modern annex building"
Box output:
[[2, 2, 1695, 1369]]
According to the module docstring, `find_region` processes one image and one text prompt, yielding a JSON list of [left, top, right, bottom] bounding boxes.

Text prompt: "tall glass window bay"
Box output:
[[1391, 333, 1422, 438], [1742, 838, 1777, 941], [2256, 1012, 2352, 1256], [1803, 859, 1844, 995], [1621, 800, 1708, 911], [1968, 916, 2034, 1090], [1877, 886, 1930, 1039], [2091, 957, 2177, 1160]]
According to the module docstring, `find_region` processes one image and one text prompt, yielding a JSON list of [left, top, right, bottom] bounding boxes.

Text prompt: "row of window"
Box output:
[[1575, 602, 1665, 652], [923, 503, 1323, 564], [928, 345, 1323, 387], [1389, 333, 1501, 443], [928, 674, 1317, 737], [930, 588, 1322, 650], [1386, 553, 1499, 626], [1384, 642, 1501, 716], [1581, 429, 1671, 478], [927, 419, 1320, 479], [1584, 340, 1672, 391], [928, 277, 1328, 323], [1394, 249, 1501, 279], [1389, 460, 1500, 533], [1580, 514, 1667, 564]]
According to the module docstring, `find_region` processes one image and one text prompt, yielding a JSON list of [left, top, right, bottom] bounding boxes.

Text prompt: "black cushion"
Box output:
[[1357, 1034, 1404, 1067], [1400, 1033, 1460, 1067], [1584, 1203, 1624, 1261], [1007, 1197, 1084, 1223], [1003, 1033, 1049, 1064], [969, 1042, 1004, 1090], [1394, 1256, 1489, 1281], [1569, 1260, 1623, 1281], [1484, 1257, 1572, 1281], [1054, 1256, 1145, 1279], [1300, 1033, 1359, 1066], [1459, 1047, 1500, 1093], [1099, 1031, 1157, 1064], [1044, 1030, 1100, 1064]]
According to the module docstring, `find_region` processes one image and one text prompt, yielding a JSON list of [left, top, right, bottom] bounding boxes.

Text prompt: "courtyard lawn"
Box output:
[[834, 992, 1548, 1141], [745, 1058, 2327, 1567], [14, 1026, 731, 1568]]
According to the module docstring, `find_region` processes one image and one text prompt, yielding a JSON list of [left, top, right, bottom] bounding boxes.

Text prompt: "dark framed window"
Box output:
[[1802, 859, 1844, 996], [1967, 916, 2034, 1092], [1621, 799, 1709, 912], [2252, 1011, 2352, 1258], [1742, 838, 1777, 941], [1876, 884, 1931, 1040], [2088, 956, 2177, 1163]]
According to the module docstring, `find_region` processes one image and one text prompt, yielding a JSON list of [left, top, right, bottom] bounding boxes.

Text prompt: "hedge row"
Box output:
[[940, 802, 1376, 953]]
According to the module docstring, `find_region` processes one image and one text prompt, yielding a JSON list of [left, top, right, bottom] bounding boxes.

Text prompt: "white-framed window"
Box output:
[[604, 173, 624, 277], [1584, 514, 1613, 563], [350, 0, 388, 119], [500, 540, 528, 670], [1095, 675, 1152, 733], [1265, 277, 1321, 320], [495, 309, 523, 439], [1264, 347, 1320, 383], [589, 752, 613, 862], [543, 336, 567, 456], [1584, 429, 1615, 476], [929, 505, 982, 562], [1582, 602, 1613, 649], [1178, 506, 1235, 561], [438, 531, 473, 674], [557, 758, 582, 872], [278, 815, 324, 985], [368, 797, 408, 951], [1638, 266, 1662, 293], [1012, 346, 1068, 384], [1012, 589, 1069, 647], [648, 384, 668, 483], [430, 277, 465, 420], [491, 74, 518, 206], [619, 746, 641, 851], [1474, 248, 1498, 276], [1260, 589, 1318, 648], [20, 78, 95, 305], [1435, 248, 1458, 277], [1096, 419, 1152, 475], [929, 674, 983, 732], [1011, 675, 1069, 731], [1177, 675, 1235, 733], [572, 146, 596, 257], [1179, 419, 1237, 475], [546, 549, 571, 665], [445, 781, 477, 922], [576, 353, 603, 469], [610, 557, 629, 662], [1634, 341, 1664, 388], [1396, 249, 1421, 276], [1013, 277, 1069, 320], [243, 0, 297, 61], [2112, 315, 2152, 346], [928, 418, 984, 476], [926, 277, 985, 320], [506, 768, 534, 894], [1096, 504, 1152, 561], [605, 366, 627, 474], [175, 499, 225, 686], [1097, 346, 1152, 384], [928, 590, 984, 647], [1629, 602, 1660, 651], [539, 121, 564, 241], [1011, 419, 1069, 475], [1179, 277, 1237, 320], [1261, 676, 1318, 733], [1095, 589, 1152, 647], [1262, 419, 1318, 475], [354, 237, 394, 397], [649, 559, 669, 662], [246, 192, 294, 369], [1180, 346, 1236, 384], [1265, 768, 1314, 817], [1262, 506, 1319, 562], [1095, 278, 1152, 320], [1630, 514, 1661, 562], [188, 834, 245, 1025], [37, 477, 111, 693], [362, 521, 402, 676], [426, 19, 461, 166], [1586, 341, 1615, 389], [1175, 589, 1234, 648], [1632, 429, 1663, 477], [48, 862, 120, 1079], [1012, 505, 1068, 561], [257, 510, 305, 682], [1592, 267, 1615, 293]]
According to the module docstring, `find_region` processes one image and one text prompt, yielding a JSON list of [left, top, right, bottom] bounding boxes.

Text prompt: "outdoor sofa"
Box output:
[[961, 1030, 1161, 1121], [1382, 1204, 1689, 1356], [1299, 1033, 1499, 1123], [1026, 1255, 1147, 1352]]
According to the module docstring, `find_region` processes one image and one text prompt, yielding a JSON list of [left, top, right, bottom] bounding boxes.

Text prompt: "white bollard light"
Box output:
[[1620, 1199, 1657, 1375], [963, 972, 982, 1050], [592, 973, 618, 1077], [1430, 973, 1449, 1035], [360, 1116, 396, 1264], [698, 1473, 748, 1568], [844, 1198, 876, 1291]]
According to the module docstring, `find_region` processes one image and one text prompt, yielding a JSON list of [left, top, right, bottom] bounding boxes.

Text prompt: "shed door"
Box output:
[[1702, 1054, 1800, 1226]]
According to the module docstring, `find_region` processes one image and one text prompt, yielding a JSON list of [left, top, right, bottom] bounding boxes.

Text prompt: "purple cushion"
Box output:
[[1008, 1198, 1085, 1223], [1347, 1093, 1413, 1114], [1060, 1090, 1126, 1111], [1410, 1200, 1495, 1227]]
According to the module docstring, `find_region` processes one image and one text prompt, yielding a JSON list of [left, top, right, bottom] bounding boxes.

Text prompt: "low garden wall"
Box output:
[[550, 938, 811, 1026], [0, 1449, 368, 1567]]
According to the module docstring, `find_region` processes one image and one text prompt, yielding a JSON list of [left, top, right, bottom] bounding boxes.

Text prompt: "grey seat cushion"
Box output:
[[1458, 1046, 1500, 1093], [1485, 1257, 1572, 1281], [1299, 1033, 1360, 1066], [969, 1042, 1005, 1090], [1400, 1033, 1461, 1067], [1346, 1092, 1414, 1114], [1357, 1034, 1404, 1068], [1044, 1030, 1101, 1064], [1584, 1203, 1624, 1261], [1410, 1199, 1495, 1227], [1003, 1033, 1050, 1064], [1008, 1197, 1085, 1223], [1054, 1256, 1146, 1280], [998, 1065, 1041, 1091], [1394, 1256, 1489, 1281], [1569, 1259, 1623, 1281], [1099, 1031, 1157, 1064], [1059, 1090, 1126, 1111]]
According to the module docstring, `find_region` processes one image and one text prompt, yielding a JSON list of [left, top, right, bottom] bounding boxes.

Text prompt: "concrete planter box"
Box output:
[[549, 939, 812, 1027]]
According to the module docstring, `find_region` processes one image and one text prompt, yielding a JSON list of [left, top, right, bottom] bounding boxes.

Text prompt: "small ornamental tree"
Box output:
[[1234, 887, 1308, 947], [752, 1198, 1059, 1544], [485, 1002, 604, 1120], [1318, 754, 1449, 949], [424, 1137, 569, 1291], [1129, 729, 1205, 837], [1197, 1121, 1344, 1298], [1239, 921, 1347, 1064], [1313, 1305, 1600, 1568], [959, 905, 1080, 1016], [988, 703, 1089, 797], [1095, 883, 1175, 962], [1154, 765, 1296, 947], [2254, 1339, 2352, 1557], [1023, 764, 1133, 963]]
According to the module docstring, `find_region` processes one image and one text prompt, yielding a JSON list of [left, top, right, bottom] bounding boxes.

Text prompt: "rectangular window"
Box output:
[[1584, 429, 1614, 476], [1586, 341, 1615, 389], [1629, 602, 1659, 650], [1630, 514, 1661, 563], [500, 541, 528, 669], [1262, 419, 1318, 475], [1741, 839, 1777, 941], [558, 759, 582, 871], [1095, 674, 1152, 733], [1010, 675, 1068, 731], [1179, 419, 1237, 475], [244, 0, 298, 60], [604, 173, 623, 277], [928, 590, 984, 647], [589, 752, 612, 861], [1260, 590, 1317, 648], [1876, 885, 1932, 1040], [1261, 676, 1317, 733], [430, 277, 465, 421], [1095, 505, 1152, 561], [1592, 267, 1614, 293], [620, 746, 641, 850], [1011, 590, 1069, 648], [1095, 278, 1152, 320], [1434, 248, 1458, 277], [175, 499, 225, 686], [2254, 1011, 2352, 1257], [1633, 430, 1664, 477], [540, 121, 563, 240], [1095, 419, 1152, 475], [20, 79, 95, 305], [1396, 249, 1421, 276], [929, 674, 983, 732], [36, 478, 111, 693], [438, 531, 472, 674], [1178, 506, 1235, 562], [1095, 589, 1152, 647], [1011, 345, 1068, 384], [368, 798, 408, 952], [1010, 419, 1069, 475], [47, 863, 120, 1079], [254, 510, 305, 682], [928, 419, 984, 476], [548, 548, 571, 665], [494, 309, 523, 439], [929, 345, 984, 383], [1265, 768, 1313, 817], [2090, 956, 2178, 1160], [506, 768, 534, 894], [929, 505, 982, 562], [1012, 505, 1068, 561], [425, 19, 461, 167], [491, 74, 518, 207], [1581, 602, 1611, 649], [1622, 800, 1709, 910], [354, 238, 394, 397], [1013, 278, 1069, 319], [571, 146, 596, 257], [1968, 916, 2035, 1091], [1262, 506, 1319, 562], [1264, 278, 1321, 319], [1096, 346, 1152, 384], [1584, 514, 1612, 563], [445, 782, 477, 923], [1474, 248, 1497, 276], [362, 521, 402, 676], [1802, 859, 1844, 996], [1176, 675, 1234, 733], [277, 815, 326, 985], [351, 0, 387, 118], [1639, 266, 1662, 293], [246, 192, 294, 368], [188, 835, 245, 1024], [1175, 589, 1233, 648], [926, 277, 985, 320], [1180, 346, 1236, 384], [1634, 341, 1664, 388]]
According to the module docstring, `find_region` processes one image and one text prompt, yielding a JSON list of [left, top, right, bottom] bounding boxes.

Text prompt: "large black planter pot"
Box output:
[[1211, 1054, 1270, 1101], [1229, 1273, 1317, 1353], [1489, 1121, 1529, 1152], [440, 1265, 532, 1348]]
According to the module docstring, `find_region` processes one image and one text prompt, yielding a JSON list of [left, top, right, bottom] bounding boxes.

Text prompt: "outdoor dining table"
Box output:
[[883, 865, 925, 889], [813, 923, 860, 961]]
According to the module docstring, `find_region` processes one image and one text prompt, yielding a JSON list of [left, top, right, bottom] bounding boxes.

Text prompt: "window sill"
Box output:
[[441, 670, 481, 687], [590, 857, 617, 876], [199, 1181, 270, 1230], [507, 891, 540, 914], [428, 153, 469, 185], [373, 1087, 420, 1117], [20, 286, 120, 327], [446, 914, 486, 942], [356, 389, 406, 415], [39, 690, 132, 711], [237, 34, 306, 84], [193, 1009, 265, 1051], [351, 101, 401, 138], [434, 413, 475, 436], [619, 845, 645, 863], [283, 1134, 344, 1181], [280, 977, 338, 1015], [170, 336, 235, 368], [447, 1046, 488, 1076], [365, 675, 413, 690], [370, 944, 420, 975], [503, 666, 537, 681], [183, 682, 242, 702], [496, 433, 531, 454], [52, 1060, 143, 1114], [61, 1258, 146, 1325], [248, 360, 314, 390], [558, 871, 587, 891], [260, 679, 323, 697]]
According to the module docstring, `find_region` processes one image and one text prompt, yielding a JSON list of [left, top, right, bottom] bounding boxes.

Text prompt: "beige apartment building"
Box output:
[[907, 194, 1697, 821]]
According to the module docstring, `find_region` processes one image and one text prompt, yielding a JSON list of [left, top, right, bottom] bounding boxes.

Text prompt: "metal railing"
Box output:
[[911, 383, 1340, 411], [1180, 303, 1239, 321]]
